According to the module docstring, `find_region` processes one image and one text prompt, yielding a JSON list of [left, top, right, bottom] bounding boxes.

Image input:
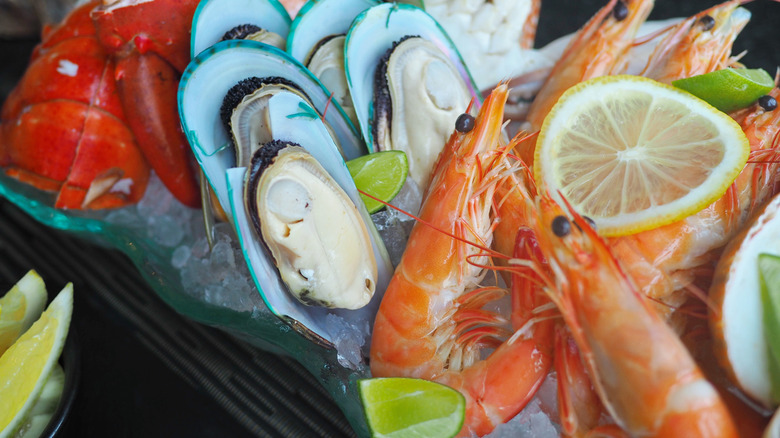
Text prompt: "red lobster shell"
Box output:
[[0, 0, 201, 209]]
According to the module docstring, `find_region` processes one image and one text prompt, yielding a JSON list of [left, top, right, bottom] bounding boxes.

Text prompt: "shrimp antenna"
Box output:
[[357, 189, 503, 258]]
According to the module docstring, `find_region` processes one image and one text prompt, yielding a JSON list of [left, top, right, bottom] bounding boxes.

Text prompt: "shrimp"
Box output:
[[510, 192, 739, 437], [607, 86, 780, 319], [370, 85, 554, 437], [525, 0, 654, 131], [641, 0, 750, 84]]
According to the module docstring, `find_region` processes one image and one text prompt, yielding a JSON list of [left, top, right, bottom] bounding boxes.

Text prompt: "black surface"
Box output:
[[3, 0, 780, 437]]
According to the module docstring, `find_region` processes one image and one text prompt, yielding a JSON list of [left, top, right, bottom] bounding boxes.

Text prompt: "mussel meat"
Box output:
[[245, 140, 377, 309], [372, 35, 471, 189]]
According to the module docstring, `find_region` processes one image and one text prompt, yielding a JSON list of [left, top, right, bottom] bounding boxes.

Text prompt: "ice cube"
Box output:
[[171, 245, 191, 269]]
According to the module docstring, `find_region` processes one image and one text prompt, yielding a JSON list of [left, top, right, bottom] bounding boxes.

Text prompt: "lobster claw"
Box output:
[[113, 51, 201, 208], [91, 0, 201, 208]]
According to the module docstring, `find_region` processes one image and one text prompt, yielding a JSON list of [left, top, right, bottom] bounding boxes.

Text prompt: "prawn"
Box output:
[[525, 0, 654, 132], [509, 191, 739, 437], [641, 0, 750, 84], [369, 85, 554, 437], [606, 86, 780, 319]]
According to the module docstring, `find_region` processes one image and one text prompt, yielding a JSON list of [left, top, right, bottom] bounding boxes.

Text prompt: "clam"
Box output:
[[345, 3, 481, 191], [287, 0, 378, 127], [245, 140, 376, 309], [190, 0, 291, 57], [179, 40, 391, 347]]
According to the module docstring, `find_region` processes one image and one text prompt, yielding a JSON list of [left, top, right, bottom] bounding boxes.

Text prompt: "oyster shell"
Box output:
[[245, 140, 377, 309], [345, 3, 481, 191], [190, 0, 291, 57]]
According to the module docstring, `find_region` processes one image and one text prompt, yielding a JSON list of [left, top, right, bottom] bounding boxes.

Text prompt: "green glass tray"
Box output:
[[0, 171, 371, 437]]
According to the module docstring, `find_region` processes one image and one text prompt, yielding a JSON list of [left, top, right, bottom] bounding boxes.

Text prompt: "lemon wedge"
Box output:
[[0, 283, 73, 438], [534, 75, 750, 237], [0, 270, 47, 356]]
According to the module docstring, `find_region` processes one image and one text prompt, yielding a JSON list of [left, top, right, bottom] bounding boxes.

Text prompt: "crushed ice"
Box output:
[[105, 174, 263, 313], [485, 372, 561, 438]]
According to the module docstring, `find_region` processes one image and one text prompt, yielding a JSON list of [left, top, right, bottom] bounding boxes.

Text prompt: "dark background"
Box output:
[[2, 0, 779, 437]]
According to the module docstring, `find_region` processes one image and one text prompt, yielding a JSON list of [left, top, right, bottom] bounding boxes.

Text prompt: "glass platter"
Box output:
[[0, 171, 372, 436]]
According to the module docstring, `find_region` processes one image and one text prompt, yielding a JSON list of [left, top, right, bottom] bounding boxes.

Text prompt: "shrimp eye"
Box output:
[[552, 216, 571, 237], [584, 216, 597, 230], [759, 95, 778, 111], [698, 15, 716, 31], [612, 0, 629, 21], [455, 113, 475, 133]]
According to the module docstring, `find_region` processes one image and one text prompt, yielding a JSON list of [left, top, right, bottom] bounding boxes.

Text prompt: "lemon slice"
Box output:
[[0, 270, 47, 356], [0, 283, 73, 438], [359, 377, 465, 438], [534, 75, 749, 237]]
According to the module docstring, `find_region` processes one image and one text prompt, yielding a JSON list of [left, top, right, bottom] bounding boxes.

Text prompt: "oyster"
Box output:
[[245, 140, 377, 309], [345, 3, 481, 191], [190, 0, 291, 57]]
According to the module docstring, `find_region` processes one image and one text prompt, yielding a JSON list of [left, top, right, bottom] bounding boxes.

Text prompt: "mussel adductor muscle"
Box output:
[[245, 141, 378, 310]]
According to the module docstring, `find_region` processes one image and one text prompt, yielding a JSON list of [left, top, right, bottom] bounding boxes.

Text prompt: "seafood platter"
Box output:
[[3, 0, 780, 435]]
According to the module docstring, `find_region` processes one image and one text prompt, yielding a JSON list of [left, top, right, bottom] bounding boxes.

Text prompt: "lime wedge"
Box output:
[[347, 151, 409, 214], [359, 377, 465, 438], [672, 68, 774, 113], [759, 253, 780, 404]]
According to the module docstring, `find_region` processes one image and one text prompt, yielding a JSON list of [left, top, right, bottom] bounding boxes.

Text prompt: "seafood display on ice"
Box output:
[[4, 0, 780, 436]]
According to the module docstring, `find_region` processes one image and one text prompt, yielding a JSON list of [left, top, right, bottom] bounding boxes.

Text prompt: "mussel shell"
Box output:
[[245, 141, 377, 310], [178, 40, 365, 224], [224, 91, 391, 348], [190, 0, 291, 58], [345, 3, 482, 153], [286, 0, 377, 64], [220, 76, 311, 167]]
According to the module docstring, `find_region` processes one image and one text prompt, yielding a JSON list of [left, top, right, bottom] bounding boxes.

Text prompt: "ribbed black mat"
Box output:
[[0, 198, 356, 438]]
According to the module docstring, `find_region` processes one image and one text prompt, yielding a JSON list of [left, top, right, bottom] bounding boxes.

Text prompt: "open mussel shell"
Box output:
[[345, 3, 481, 188], [287, 0, 376, 63], [190, 0, 291, 58], [224, 91, 392, 348], [287, 0, 377, 128], [178, 40, 365, 223]]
